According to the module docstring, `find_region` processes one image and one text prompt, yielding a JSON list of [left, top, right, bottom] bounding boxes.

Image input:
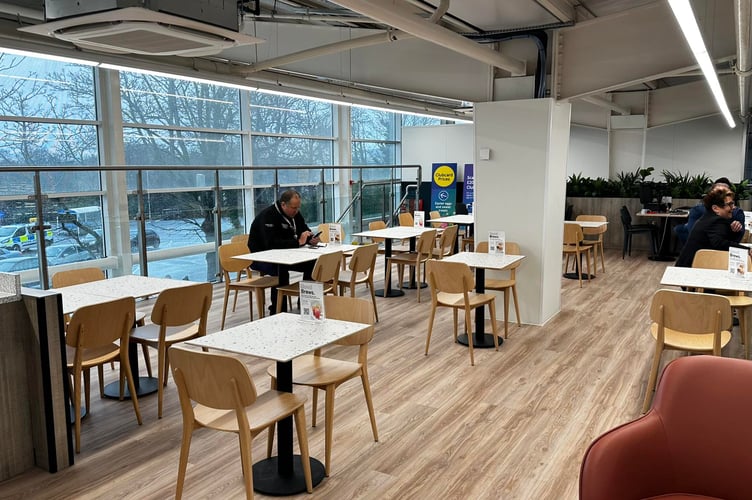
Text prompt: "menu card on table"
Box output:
[[488, 231, 506, 255], [300, 281, 326, 321], [328, 223, 342, 245], [729, 247, 748, 277], [414, 211, 425, 228]]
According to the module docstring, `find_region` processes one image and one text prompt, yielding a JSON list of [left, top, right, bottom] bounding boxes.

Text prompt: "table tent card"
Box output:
[[488, 230, 506, 255], [729, 247, 748, 277], [413, 211, 425, 228], [300, 281, 325, 322], [328, 223, 342, 245]]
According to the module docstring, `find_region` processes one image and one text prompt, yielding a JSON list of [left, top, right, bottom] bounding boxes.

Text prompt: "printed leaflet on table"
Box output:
[[488, 231, 506, 255], [300, 281, 325, 322], [729, 247, 747, 277]]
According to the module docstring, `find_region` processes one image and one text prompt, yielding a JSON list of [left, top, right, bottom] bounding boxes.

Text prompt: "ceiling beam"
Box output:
[[327, 0, 526, 75], [580, 95, 631, 115], [534, 0, 575, 22]]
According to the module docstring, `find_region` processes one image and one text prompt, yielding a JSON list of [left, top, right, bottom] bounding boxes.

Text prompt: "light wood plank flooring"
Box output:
[[2, 249, 745, 499]]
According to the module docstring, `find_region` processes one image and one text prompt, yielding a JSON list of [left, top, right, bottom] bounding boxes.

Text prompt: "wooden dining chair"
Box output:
[[130, 282, 213, 418], [576, 215, 607, 273], [385, 229, 436, 302], [170, 345, 312, 499], [398, 212, 414, 227], [425, 259, 500, 366], [66, 296, 142, 453], [53, 267, 152, 378], [641, 289, 732, 413], [230, 234, 248, 244], [476, 241, 522, 339], [429, 210, 443, 228], [338, 243, 380, 321], [431, 224, 459, 260], [691, 249, 752, 359], [275, 250, 342, 314], [267, 296, 377, 476], [218, 242, 279, 329], [369, 220, 408, 254], [318, 222, 352, 269], [562, 223, 594, 287]]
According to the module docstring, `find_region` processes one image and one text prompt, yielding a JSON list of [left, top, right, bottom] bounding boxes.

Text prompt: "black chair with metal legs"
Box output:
[[620, 206, 659, 258]]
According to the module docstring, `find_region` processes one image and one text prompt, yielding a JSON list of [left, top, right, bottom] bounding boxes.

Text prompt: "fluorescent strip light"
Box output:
[[351, 102, 472, 123], [99, 63, 257, 91], [668, 0, 735, 128], [253, 87, 350, 107], [0, 46, 99, 66]]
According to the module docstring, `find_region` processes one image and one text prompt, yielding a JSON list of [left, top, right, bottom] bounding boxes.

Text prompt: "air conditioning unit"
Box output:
[[19, 5, 263, 57]]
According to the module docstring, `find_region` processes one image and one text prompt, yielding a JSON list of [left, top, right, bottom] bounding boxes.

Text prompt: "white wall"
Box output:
[[402, 124, 474, 181], [567, 125, 608, 178]]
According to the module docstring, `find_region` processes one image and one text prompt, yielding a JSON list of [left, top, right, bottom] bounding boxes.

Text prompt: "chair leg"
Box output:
[[739, 306, 749, 359], [73, 369, 82, 453], [488, 299, 500, 351], [221, 290, 230, 330], [642, 344, 664, 414], [360, 368, 379, 443], [312, 387, 319, 427], [255, 288, 266, 320], [141, 344, 153, 378], [157, 342, 166, 419], [511, 284, 521, 327], [453, 308, 459, 341], [276, 290, 284, 314], [175, 419, 193, 500], [465, 308, 475, 365], [84, 368, 92, 412], [294, 407, 314, 493], [425, 306, 437, 355], [121, 352, 143, 425], [503, 289, 510, 339], [576, 251, 583, 288], [324, 386, 335, 476], [237, 427, 254, 500], [369, 280, 379, 322]]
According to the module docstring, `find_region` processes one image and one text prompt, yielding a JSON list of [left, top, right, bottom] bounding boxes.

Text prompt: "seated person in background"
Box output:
[[675, 185, 751, 267], [247, 189, 319, 314], [674, 177, 745, 245]]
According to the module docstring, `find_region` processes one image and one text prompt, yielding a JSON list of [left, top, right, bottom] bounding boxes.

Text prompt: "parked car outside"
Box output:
[[46, 244, 96, 265], [0, 224, 53, 252], [0, 247, 23, 259], [0, 256, 39, 273], [130, 228, 160, 251]]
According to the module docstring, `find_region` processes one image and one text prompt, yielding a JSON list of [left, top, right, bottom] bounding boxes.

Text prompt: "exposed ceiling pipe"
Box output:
[[403, 0, 480, 33], [234, 30, 414, 74], [249, 14, 376, 23], [734, 0, 752, 120], [327, 0, 526, 75], [581, 95, 631, 115]]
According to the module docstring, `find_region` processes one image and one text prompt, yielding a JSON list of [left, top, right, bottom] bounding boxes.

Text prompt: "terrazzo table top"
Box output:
[[660, 266, 752, 292], [444, 252, 525, 270], [0, 272, 20, 304], [186, 312, 369, 362], [53, 275, 197, 314], [429, 214, 475, 225], [352, 226, 435, 239]]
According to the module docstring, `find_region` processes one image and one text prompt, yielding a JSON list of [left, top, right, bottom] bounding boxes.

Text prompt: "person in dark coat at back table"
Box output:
[[247, 189, 320, 314], [675, 184, 751, 267], [674, 177, 745, 245]]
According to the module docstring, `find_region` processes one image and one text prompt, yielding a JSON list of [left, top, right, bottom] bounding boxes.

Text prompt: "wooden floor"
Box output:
[[2, 249, 747, 499]]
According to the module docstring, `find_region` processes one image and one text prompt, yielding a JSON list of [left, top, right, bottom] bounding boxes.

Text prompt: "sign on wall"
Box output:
[[431, 163, 457, 216], [463, 163, 474, 213]]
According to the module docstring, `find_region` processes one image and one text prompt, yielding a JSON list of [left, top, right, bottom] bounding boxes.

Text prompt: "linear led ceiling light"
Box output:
[[668, 0, 736, 128]]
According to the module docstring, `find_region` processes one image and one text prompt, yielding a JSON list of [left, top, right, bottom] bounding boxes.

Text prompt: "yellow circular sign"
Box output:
[[433, 165, 455, 188]]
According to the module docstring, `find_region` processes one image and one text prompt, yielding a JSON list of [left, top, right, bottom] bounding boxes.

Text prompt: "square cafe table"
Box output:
[[352, 226, 435, 297], [444, 251, 525, 348], [429, 214, 475, 253], [54, 274, 197, 398], [186, 312, 370, 495]]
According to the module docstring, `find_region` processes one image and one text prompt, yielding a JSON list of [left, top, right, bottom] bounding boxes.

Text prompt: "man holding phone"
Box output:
[[248, 189, 320, 314]]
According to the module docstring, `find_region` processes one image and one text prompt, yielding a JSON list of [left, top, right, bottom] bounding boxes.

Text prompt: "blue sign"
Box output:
[[463, 164, 474, 213], [431, 163, 457, 216]]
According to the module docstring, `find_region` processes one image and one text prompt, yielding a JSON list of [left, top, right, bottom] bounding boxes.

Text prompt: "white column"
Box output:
[[474, 98, 571, 325]]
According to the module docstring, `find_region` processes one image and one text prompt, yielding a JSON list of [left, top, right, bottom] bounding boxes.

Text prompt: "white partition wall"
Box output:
[[474, 99, 571, 325]]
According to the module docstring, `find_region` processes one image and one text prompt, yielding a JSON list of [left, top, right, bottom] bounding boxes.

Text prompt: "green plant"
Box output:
[[733, 179, 751, 200]]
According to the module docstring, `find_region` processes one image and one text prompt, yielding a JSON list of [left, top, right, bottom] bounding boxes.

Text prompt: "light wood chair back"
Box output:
[[171, 345, 312, 499], [429, 210, 442, 228], [576, 215, 607, 273], [642, 289, 732, 413], [368, 220, 386, 244], [275, 251, 343, 314], [131, 282, 213, 418], [398, 212, 414, 227], [425, 259, 500, 365], [433, 224, 459, 259], [562, 223, 593, 287], [66, 296, 141, 453], [266, 295, 377, 475], [218, 242, 278, 328], [385, 229, 436, 302], [52, 267, 105, 287], [230, 234, 248, 244], [339, 243, 379, 321]]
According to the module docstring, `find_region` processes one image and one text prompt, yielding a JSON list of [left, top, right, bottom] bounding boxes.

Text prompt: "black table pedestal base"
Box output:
[[375, 288, 405, 298], [252, 455, 325, 495], [103, 376, 159, 399], [457, 333, 504, 349], [563, 272, 595, 280], [648, 255, 675, 262], [402, 281, 428, 289]]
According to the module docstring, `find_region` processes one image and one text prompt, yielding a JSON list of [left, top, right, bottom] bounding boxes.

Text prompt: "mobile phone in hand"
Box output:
[[306, 231, 322, 244]]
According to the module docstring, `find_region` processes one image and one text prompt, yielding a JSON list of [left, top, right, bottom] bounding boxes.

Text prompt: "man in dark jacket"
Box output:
[[675, 185, 750, 267], [247, 189, 319, 314], [674, 177, 745, 245]]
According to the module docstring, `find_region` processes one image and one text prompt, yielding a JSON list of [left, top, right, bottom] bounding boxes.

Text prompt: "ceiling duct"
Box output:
[[18, 1, 263, 57]]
